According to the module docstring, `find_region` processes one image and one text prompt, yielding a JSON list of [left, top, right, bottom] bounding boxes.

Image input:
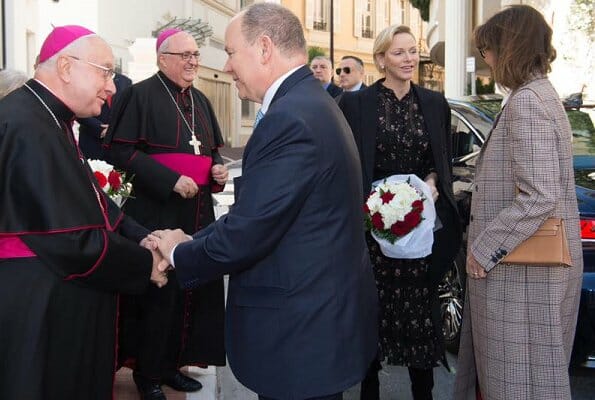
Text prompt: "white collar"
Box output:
[[346, 82, 363, 92], [259, 65, 304, 115]]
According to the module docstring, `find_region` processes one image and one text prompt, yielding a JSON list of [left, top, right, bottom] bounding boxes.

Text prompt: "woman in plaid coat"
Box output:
[[454, 5, 583, 400]]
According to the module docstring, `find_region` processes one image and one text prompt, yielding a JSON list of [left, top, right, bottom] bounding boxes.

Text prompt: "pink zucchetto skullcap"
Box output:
[[156, 28, 183, 52], [39, 25, 95, 63]]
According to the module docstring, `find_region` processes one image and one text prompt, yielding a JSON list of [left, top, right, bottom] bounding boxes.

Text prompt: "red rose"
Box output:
[[380, 191, 395, 204], [94, 171, 108, 188], [108, 170, 122, 191], [391, 221, 409, 236], [411, 199, 424, 211], [404, 210, 422, 229], [371, 212, 384, 230], [363, 203, 370, 214]]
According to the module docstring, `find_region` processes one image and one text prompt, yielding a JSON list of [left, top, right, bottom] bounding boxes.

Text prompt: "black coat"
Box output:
[[326, 81, 342, 97], [338, 79, 462, 283], [0, 79, 151, 400], [77, 73, 132, 160]]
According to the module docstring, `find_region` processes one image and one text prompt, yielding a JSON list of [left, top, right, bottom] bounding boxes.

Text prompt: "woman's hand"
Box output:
[[424, 172, 439, 203], [466, 252, 487, 279]]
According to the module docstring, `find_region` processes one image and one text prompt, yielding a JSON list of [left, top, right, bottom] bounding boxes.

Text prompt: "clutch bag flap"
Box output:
[[502, 217, 572, 267]]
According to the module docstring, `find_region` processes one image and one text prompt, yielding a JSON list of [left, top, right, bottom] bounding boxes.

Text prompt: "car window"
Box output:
[[568, 110, 595, 156], [451, 113, 482, 159], [453, 108, 494, 139]]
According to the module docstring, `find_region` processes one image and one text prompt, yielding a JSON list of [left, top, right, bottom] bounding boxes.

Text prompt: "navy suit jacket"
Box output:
[[174, 66, 378, 399], [326, 81, 342, 97]]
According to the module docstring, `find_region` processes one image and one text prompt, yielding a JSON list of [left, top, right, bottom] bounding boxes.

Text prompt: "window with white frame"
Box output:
[[361, 0, 374, 38], [313, 0, 330, 31]]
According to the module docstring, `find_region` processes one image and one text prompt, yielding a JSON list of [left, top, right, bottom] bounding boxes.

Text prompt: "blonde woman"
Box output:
[[338, 25, 462, 400]]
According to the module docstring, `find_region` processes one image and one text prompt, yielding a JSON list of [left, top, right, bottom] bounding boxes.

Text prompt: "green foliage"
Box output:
[[567, 110, 595, 134], [477, 77, 495, 94], [466, 77, 495, 95], [410, 0, 430, 22], [308, 46, 326, 63]]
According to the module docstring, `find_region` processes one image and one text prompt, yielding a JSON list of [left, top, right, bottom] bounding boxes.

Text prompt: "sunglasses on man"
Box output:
[[336, 67, 351, 75]]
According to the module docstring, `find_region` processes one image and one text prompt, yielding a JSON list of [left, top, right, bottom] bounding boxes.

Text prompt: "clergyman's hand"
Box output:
[[211, 164, 229, 186], [174, 175, 198, 199], [152, 229, 191, 266], [150, 248, 169, 288], [140, 235, 158, 251]]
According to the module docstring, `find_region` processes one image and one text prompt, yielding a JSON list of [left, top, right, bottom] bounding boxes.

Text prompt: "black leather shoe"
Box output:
[[162, 371, 203, 392], [132, 372, 167, 400]]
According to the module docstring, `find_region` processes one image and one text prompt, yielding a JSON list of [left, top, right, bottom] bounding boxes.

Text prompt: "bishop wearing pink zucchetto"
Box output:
[[0, 25, 168, 400], [104, 28, 228, 400]]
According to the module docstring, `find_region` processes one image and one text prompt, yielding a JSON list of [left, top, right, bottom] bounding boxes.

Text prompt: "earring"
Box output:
[[380, 65, 385, 70]]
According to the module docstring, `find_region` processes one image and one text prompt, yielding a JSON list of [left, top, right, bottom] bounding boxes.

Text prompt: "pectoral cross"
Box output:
[[189, 135, 201, 155]]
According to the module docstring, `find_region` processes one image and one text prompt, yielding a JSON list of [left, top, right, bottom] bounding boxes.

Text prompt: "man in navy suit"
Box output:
[[310, 56, 342, 97], [153, 3, 378, 400]]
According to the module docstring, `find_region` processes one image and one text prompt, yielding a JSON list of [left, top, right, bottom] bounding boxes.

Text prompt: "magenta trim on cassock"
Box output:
[[0, 236, 36, 258], [150, 153, 212, 185]]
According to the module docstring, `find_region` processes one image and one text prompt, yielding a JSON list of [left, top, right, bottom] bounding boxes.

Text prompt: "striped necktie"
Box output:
[[253, 108, 264, 129]]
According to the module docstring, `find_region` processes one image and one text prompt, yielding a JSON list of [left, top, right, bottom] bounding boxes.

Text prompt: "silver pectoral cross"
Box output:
[[189, 135, 201, 155]]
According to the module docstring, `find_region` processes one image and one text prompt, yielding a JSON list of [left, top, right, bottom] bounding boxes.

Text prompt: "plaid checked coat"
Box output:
[[453, 77, 583, 400]]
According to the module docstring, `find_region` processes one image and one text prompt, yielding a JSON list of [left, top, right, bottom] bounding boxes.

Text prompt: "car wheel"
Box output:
[[439, 248, 466, 354]]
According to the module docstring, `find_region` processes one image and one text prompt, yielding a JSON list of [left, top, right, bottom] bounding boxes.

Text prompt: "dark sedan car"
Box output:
[[440, 95, 595, 366]]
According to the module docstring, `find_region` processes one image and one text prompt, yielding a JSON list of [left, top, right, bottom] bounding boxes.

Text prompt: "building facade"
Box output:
[[2, 0, 252, 146], [2, 0, 590, 147], [283, 0, 429, 87]]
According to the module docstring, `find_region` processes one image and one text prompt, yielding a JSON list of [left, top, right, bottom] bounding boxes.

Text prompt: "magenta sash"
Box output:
[[0, 236, 36, 258], [150, 153, 212, 185]]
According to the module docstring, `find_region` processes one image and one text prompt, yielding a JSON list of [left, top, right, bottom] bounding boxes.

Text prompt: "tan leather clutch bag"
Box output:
[[502, 217, 572, 267]]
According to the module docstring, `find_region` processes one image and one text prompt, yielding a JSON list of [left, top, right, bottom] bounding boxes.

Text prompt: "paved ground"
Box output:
[[216, 354, 595, 400], [114, 148, 595, 399]]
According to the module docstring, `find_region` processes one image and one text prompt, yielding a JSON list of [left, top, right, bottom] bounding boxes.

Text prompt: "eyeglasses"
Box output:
[[67, 55, 116, 80], [478, 47, 487, 59], [162, 51, 201, 62], [336, 67, 351, 75]]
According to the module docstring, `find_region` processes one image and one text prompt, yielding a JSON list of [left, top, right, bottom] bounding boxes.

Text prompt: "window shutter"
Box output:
[[354, 0, 363, 37], [305, 0, 314, 30], [333, 1, 341, 31], [375, 0, 386, 33]]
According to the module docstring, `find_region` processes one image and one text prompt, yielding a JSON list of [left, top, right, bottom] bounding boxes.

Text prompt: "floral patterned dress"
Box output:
[[366, 84, 444, 369]]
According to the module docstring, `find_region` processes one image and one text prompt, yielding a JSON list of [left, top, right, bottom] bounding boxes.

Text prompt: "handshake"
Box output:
[[140, 229, 193, 288]]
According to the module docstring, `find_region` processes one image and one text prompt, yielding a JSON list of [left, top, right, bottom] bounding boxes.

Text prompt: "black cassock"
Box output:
[[0, 80, 152, 400], [105, 71, 226, 377]]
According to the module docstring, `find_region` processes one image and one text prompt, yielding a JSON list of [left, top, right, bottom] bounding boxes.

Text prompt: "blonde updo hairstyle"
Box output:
[[372, 25, 416, 74]]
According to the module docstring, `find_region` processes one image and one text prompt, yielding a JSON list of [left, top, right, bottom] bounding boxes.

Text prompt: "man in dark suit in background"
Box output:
[[337, 55, 367, 92], [310, 55, 342, 97], [77, 72, 131, 160], [153, 3, 378, 400]]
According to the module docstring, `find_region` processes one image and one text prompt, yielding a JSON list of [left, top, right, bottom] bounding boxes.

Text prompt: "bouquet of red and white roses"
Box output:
[[364, 174, 436, 259], [87, 159, 133, 208]]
